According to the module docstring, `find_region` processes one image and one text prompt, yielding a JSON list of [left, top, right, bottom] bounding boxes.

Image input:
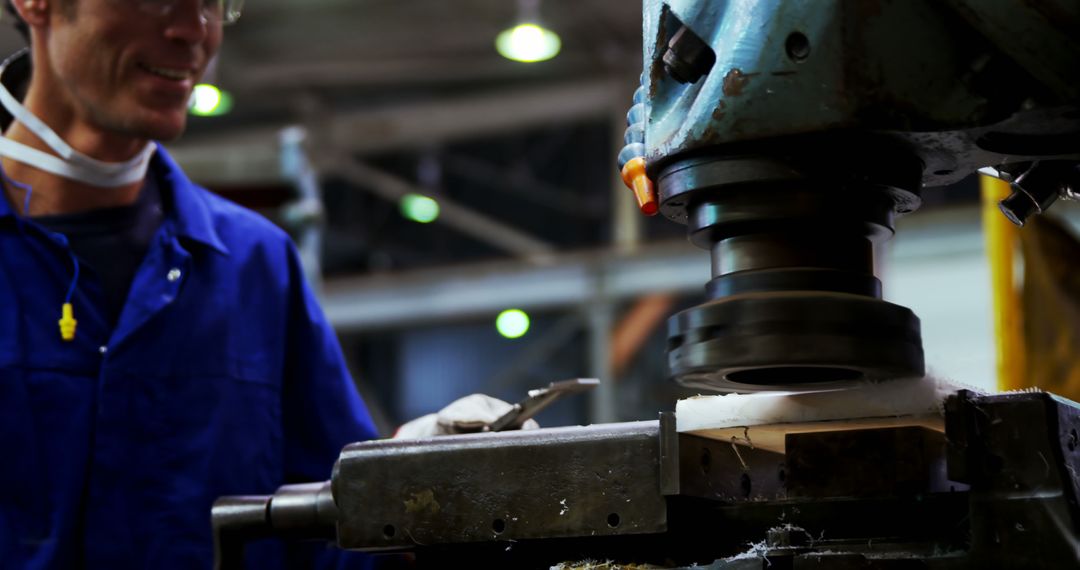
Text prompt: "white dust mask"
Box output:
[[0, 49, 156, 188]]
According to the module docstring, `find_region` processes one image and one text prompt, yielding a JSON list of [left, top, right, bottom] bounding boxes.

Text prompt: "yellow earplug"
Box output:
[[59, 303, 77, 341]]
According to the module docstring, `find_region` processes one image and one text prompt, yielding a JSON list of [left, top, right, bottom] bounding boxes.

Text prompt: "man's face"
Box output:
[[42, 0, 223, 142]]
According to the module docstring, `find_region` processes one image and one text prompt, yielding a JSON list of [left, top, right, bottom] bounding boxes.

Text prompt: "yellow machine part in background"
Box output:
[[1020, 213, 1080, 396], [983, 176, 1080, 396]]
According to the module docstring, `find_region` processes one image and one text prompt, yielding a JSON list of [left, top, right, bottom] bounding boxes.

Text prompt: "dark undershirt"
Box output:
[[34, 175, 164, 327], [0, 50, 163, 329]]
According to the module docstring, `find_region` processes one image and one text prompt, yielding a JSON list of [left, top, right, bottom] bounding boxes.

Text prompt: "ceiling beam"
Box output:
[[165, 77, 627, 185], [225, 54, 605, 91], [320, 241, 711, 332], [326, 156, 558, 260]]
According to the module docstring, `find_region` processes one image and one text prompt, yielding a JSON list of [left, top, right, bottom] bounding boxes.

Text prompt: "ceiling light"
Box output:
[[496, 23, 561, 63], [496, 309, 531, 339], [496, 0, 560, 63], [400, 193, 440, 223]]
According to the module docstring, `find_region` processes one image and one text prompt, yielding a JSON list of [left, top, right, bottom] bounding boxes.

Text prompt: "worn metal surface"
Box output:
[[267, 481, 337, 539], [944, 0, 1080, 102], [668, 290, 924, 392], [380, 418, 971, 568], [333, 422, 669, 549], [655, 150, 921, 232], [211, 392, 1080, 569], [946, 390, 1080, 568], [659, 413, 787, 502], [211, 481, 337, 569], [387, 392, 1080, 568], [676, 392, 1080, 570], [674, 432, 786, 502], [638, 1, 1075, 389], [211, 495, 271, 570], [656, 151, 924, 391], [642, 0, 1080, 188], [786, 427, 955, 499]]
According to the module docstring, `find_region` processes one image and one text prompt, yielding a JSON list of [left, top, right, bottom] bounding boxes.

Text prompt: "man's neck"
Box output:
[[1, 159, 144, 217], [1, 160, 147, 217]]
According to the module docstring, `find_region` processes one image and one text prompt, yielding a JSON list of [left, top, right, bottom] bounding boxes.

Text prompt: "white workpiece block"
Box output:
[[675, 376, 983, 452]]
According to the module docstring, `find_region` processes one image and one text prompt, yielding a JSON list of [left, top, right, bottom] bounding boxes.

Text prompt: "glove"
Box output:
[[394, 393, 540, 438]]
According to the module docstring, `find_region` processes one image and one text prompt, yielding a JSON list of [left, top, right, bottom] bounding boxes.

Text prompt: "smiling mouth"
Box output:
[[138, 62, 195, 81]]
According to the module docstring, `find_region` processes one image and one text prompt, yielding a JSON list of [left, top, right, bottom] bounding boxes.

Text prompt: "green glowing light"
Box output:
[[400, 193, 440, 223], [496, 309, 530, 339], [189, 84, 233, 117], [495, 23, 561, 63]]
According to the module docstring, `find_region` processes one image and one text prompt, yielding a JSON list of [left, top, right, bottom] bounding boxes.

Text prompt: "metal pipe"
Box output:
[[211, 481, 336, 570], [211, 496, 271, 570]]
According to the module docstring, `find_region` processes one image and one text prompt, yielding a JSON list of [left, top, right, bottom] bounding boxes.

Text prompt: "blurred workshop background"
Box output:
[[4, 0, 1077, 435]]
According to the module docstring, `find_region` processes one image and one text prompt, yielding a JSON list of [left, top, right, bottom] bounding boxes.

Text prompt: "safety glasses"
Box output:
[[133, 0, 245, 25]]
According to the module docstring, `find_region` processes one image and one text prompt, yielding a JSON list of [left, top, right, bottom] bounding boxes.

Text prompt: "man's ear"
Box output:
[[13, 0, 48, 28]]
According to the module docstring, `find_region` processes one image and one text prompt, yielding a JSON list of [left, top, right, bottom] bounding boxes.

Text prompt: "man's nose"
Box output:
[[163, 0, 210, 44]]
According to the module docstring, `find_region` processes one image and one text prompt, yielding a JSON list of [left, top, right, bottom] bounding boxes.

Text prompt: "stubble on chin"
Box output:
[[86, 101, 188, 143]]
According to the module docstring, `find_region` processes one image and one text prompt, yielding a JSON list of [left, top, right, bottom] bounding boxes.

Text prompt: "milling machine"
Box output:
[[213, 1, 1080, 568]]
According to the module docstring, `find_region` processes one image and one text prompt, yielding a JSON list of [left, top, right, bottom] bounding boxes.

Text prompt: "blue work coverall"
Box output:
[[0, 148, 379, 568]]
